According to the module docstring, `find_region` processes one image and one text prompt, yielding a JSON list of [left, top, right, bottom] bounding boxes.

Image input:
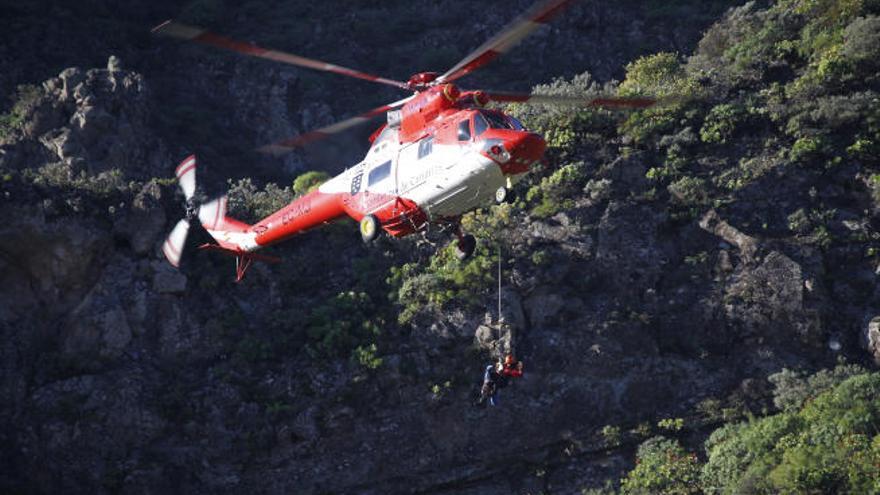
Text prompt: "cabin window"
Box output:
[[457, 120, 471, 141], [474, 113, 489, 136], [368, 160, 392, 186], [418, 137, 433, 159]]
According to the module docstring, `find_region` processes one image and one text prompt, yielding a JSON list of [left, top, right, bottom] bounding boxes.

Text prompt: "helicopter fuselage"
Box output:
[[237, 100, 546, 251]]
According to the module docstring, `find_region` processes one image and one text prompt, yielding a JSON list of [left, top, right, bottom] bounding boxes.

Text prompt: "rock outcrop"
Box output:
[[2, 60, 168, 181]]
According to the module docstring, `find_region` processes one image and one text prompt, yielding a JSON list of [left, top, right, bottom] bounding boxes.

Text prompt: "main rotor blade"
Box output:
[[152, 20, 409, 90], [258, 96, 414, 156], [485, 91, 656, 108], [436, 0, 577, 84]]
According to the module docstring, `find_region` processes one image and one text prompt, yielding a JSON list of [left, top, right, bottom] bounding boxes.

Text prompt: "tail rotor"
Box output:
[[162, 154, 228, 267]]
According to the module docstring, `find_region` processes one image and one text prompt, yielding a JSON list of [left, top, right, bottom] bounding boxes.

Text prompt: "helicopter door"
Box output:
[[363, 158, 396, 213], [397, 137, 432, 196]]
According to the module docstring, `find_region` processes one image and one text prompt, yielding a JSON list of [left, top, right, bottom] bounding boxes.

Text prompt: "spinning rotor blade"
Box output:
[[258, 95, 415, 156], [163, 219, 191, 268], [436, 0, 576, 84], [152, 21, 409, 90], [198, 195, 228, 231], [485, 91, 656, 108], [176, 154, 197, 200]]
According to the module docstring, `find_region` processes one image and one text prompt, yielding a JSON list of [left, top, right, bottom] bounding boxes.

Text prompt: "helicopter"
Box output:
[[153, 0, 654, 281]]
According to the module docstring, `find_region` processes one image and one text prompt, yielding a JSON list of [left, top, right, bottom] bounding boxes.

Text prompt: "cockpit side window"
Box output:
[[457, 119, 471, 141], [368, 160, 391, 186], [474, 113, 489, 136], [418, 137, 433, 159]]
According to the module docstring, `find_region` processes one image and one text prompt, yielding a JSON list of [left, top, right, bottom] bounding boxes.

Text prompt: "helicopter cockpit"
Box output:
[[473, 110, 526, 136]]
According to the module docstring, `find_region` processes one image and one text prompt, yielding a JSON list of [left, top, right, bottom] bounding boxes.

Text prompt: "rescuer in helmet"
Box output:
[[501, 354, 524, 378], [478, 354, 524, 407]]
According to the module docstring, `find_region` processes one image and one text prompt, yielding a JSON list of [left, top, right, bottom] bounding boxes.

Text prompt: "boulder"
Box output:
[[474, 323, 514, 357], [863, 316, 880, 364], [114, 181, 166, 254], [699, 209, 757, 261], [724, 251, 820, 344]]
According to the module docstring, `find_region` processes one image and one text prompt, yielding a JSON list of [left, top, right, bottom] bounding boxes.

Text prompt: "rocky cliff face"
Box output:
[[1, 63, 169, 180], [2, 1, 878, 494]]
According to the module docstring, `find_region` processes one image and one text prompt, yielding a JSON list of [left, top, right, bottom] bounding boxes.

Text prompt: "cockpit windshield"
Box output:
[[508, 116, 525, 130], [476, 110, 523, 133]]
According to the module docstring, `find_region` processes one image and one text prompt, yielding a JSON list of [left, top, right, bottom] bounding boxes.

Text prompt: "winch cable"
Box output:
[[497, 243, 503, 326]]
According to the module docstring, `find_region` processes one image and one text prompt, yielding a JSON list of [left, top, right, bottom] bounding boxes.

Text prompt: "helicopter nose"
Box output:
[[500, 132, 545, 175]]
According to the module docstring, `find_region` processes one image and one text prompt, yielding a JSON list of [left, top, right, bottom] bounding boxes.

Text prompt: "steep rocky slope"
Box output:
[[1, 1, 879, 494]]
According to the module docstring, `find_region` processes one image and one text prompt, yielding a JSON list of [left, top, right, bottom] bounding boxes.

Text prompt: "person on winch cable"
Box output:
[[501, 354, 524, 379], [478, 355, 524, 406], [479, 361, 504, 407]]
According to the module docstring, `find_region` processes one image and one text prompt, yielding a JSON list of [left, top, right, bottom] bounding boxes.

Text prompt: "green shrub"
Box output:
[[701, 413, 803, 493], [619, 52, 696, 99], [0, 84, 40, 139], [768, 363, 867, 411], [621, 437, 701, 495], [227, 178, 294, 221], [668, 176, 708, 206], [388, 239, 497, 325], [525, 161, 587, 218], [620, 105, 683, 145], [388, 203, 515, 324], [292, 170, 330, 196], [530, 250, 550, 266], [601, 425, 622, 447], [306, 291, 383, 358], [789, 136, 827, 162], [702, 370, 880, 494], [841, 15, 880, 72], [25, 163, 128, 197], [351, 343, 383, 370], [697, 398, 724, 422], [658, 417, 686, 432], [700, 103, 748, 143], [430, 380, 453, 400], [787, 208, 811, 234]]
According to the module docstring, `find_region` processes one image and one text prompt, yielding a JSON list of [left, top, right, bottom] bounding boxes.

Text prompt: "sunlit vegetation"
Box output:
[[0, 84, 39, 140], [618, 366, 880, 495], [292, 170, 330, 196]]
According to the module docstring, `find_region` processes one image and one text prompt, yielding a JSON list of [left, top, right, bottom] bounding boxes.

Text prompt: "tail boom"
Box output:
[[249, 189, 348, 248]]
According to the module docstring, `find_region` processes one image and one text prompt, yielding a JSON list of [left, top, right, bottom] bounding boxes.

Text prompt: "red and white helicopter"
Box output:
[[153, 0, 653, 281]]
